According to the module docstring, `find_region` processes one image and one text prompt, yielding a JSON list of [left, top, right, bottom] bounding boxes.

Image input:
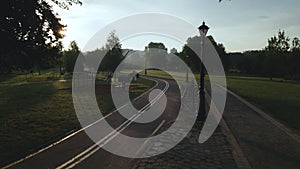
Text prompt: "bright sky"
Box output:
[[53, 0, 300, 52]]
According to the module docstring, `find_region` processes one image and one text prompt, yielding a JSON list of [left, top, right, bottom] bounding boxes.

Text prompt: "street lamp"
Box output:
[[197, 21, 209, 121], [145, 46, 148, 76], [186, 55, 189, 82]]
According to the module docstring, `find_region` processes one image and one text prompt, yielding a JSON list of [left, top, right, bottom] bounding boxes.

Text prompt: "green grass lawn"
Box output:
[[0, 70, 70, 85], [94, 78, 156, 116], [143, 69, 300, 131], [141, 70, 176, 80], [0, 75, 155, 166], [226, 77, 300, 130], [140, 69, 195, 83]]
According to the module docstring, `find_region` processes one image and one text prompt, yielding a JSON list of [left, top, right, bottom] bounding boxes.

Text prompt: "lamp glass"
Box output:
[[198, 22, 209, 36]]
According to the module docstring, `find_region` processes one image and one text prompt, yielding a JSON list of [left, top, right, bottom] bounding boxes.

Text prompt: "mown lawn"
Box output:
[[226, 77, 300, 130], [0, 70, 69, 85], [142, 69, 300, 131], [0, 75, 154, 167], [0, 81, 76, 166]]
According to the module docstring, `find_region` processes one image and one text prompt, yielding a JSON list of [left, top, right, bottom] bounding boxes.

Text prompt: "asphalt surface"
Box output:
[[5, 77, 182, 169]]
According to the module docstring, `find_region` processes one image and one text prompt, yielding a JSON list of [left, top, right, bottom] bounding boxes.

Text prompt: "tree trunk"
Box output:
[[38, 66, 41, 75]]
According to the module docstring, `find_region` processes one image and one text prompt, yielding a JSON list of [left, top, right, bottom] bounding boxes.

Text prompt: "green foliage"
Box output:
[[178, 30, 299, 81], [180, 37, 201, 72], [225, 30, 300, 80], [78, 31, 124, 73], [179, 36, 228, 72], [145, 42, 168, 69], [207, 36, 228, 71], [63, 41, 80, 72], [146, 42, 167, 50], [291, 37, 300, 51], [0, 0, 66, 74], [263, 30, 300, 79], [51, 0, 82, 9], [265, 30, 290, 52], [97, 31, 124, 72]]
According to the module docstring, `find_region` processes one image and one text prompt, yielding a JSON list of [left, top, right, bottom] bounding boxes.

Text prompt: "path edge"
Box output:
[[218, 85, 300, 144], [205, 90, 252, 169]]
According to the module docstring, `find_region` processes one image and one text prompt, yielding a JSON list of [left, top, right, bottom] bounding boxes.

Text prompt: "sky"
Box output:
[[52, 0, 300, 52]]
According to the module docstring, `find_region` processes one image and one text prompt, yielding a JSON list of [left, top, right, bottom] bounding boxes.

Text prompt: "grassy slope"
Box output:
[[0, 76, 155, 166]]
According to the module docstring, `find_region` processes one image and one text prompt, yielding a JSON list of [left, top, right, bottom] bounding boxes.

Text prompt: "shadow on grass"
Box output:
[[0, 82, 79, 167], [0, 77, 156, 167]]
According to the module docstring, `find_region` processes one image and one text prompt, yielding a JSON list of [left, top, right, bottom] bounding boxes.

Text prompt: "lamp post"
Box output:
[[145, 47, 148, 76], [197, 21, 209, 121], [186, 55, 189, 82]]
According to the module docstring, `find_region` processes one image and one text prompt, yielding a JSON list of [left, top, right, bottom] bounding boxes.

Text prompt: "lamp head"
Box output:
[[198, 21, 209, 36]]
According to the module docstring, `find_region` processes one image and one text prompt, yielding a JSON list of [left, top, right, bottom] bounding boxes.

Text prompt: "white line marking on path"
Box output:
[[3, 77, 159, 169], [55, 79, 169, 169]]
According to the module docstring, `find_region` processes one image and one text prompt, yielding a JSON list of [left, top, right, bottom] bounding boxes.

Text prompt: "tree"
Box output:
[[0, 0, 63, 73], [287, 37, 300, 80], [51, 0, 82, 10], [264, 30, 290, 79], [291, 37, 300, 52], [265, 30, 290, 52], [99, 31, 124, 72], [64, 41, 80, 72], [0, 0, 82, 74], [180, 36, 228, 73], [181, 42, 200, 72], [241, 50, 266, 75], [207, 36, 229, 71], [144, 42, 168, 70]]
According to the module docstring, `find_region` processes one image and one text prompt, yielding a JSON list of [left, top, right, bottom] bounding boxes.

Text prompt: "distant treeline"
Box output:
[[226, 50, 300, 80], [224, 30, 300, 80], [178, 30, 300, 80]]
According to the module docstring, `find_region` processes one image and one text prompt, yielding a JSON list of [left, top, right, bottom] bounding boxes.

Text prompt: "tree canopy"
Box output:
[[179, 36, 227, 72], [145, 42, 168, 69], [51, 0, 82, 10], [178, 30, 300, 80], [265, 30, 290, 52], [100, 31, 124, 72], [63, 40, 80, 72], [223, 30, 300, 80], [0, 0, 80, 74]]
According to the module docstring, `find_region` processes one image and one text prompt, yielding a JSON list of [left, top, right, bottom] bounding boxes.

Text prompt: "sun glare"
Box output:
[[58, 29, 65, 38]]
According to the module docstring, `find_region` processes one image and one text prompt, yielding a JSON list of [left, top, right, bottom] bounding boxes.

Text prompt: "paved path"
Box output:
[[132, 122, 238, 169], [3, 77, 186, 169], [207, 83, 300, 169], [132, 82, 238, 169], [133, 81, 300, 169], [4, 77, 299, 169]]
